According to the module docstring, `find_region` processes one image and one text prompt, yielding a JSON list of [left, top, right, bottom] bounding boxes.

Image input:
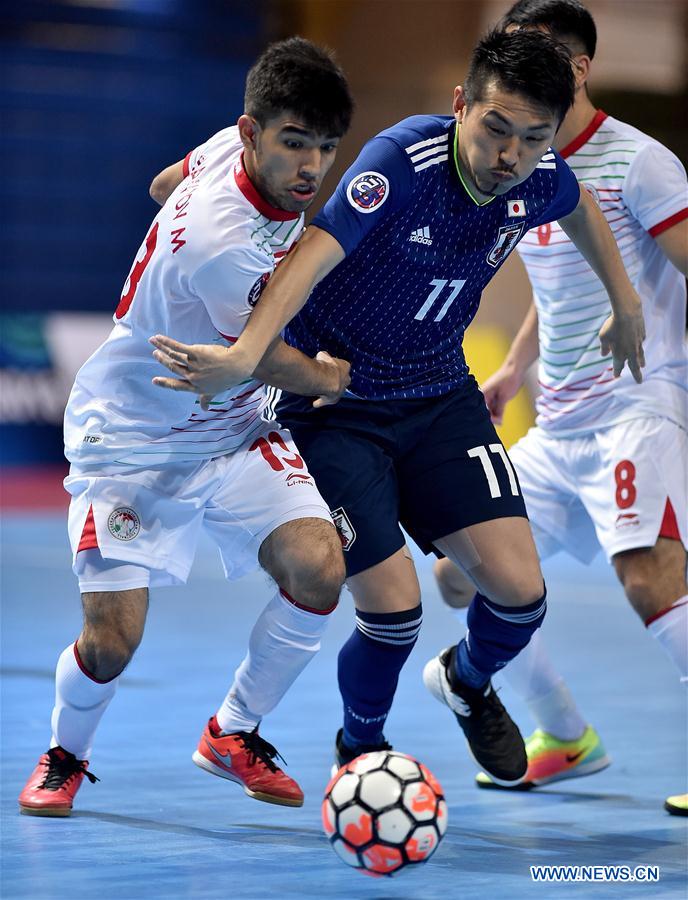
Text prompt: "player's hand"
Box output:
[[598, 296, 646, 383], [149, 334, 253, 403], [481, 364, 524, 426], [312, 351, 351, 408]]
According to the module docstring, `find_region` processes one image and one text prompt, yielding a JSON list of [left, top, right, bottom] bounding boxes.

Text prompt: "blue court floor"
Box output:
[[1, 513, 686, 899]]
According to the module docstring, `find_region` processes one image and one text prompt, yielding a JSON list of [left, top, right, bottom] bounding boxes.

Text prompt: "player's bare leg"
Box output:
[[615, 537, 688, 813], [613, 537, 687, 632], [195, 517, 344, 806], [19, 587, 148, 816]]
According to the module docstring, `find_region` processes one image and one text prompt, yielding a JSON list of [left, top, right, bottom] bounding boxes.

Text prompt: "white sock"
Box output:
[[50, 642, 119, 759], [216, 589, 334, 734], [502, 629, 588, 741], [646, 596, 688, 682]]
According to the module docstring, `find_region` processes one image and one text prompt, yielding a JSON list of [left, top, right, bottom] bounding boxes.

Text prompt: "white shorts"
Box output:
[[66, 423, 332, 591], [511, 417, 687, 564]]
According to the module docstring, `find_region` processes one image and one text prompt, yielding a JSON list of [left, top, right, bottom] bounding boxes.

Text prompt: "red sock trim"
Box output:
[[279, 588, 337, 616], [645, 597, 688, 628], [77, 504, 99, 553], [208, 715, 223, 737], [72, 641, 118, 684], [658, 498, 681, 541]]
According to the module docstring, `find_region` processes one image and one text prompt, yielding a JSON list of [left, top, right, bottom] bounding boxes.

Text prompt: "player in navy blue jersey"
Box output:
[[151, 29, 646, 786]]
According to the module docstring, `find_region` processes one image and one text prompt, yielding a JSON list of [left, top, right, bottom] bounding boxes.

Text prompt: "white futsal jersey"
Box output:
[[64, 127, 304, 468], [518, 111, 688, 436]]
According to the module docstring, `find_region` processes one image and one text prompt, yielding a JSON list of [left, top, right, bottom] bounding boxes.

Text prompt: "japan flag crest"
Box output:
[[507, 199, 526, 217]]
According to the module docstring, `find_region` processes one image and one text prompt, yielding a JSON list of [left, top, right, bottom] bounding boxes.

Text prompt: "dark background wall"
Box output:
[[1, 0, 685, 464]]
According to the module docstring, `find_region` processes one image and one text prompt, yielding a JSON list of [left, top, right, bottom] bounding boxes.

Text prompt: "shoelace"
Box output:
[[237, 727, 286, 773], [40, 748, 99, 790], [472, 687, 515, 741]]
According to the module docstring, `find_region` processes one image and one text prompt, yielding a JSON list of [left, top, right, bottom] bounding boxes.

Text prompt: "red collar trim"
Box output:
[[233, 154, 300, 222], [559, 110, 608, 159]]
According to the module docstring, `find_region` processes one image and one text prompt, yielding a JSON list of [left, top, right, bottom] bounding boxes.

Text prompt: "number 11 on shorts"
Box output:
[[468, 444, 520, 498]]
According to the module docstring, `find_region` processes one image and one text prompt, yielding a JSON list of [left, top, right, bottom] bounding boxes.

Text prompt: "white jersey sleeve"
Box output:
[[624, 142, 688, 235], [182, 129, 230, 180]]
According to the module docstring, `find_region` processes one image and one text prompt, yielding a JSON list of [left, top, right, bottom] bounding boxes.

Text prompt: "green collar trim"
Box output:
[[454, 124, 496, 207]]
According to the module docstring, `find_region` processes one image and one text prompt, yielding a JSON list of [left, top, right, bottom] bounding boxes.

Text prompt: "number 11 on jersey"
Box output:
[[414, 279, 466, 323]]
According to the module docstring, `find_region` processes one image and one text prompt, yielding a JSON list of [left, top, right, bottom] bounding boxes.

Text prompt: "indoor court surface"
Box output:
[[2, 501, 686, 899]]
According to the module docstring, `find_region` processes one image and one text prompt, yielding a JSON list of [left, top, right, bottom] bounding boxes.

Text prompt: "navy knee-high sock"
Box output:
[[455, 590, 547, 689], [338, 604, 422, 748]]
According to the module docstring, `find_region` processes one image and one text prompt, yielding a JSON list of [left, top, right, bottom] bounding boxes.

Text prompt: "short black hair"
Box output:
[[502, 0, 597, 59], [244, 37, 353, 138], [464, 28, 576, 125]]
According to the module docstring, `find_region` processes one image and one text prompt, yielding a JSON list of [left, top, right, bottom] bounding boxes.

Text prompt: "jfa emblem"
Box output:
[[486, 223, 524, 268], [108, 507, 140, 541], [331, 506, 356, 551], [347, 172, 389, 214]]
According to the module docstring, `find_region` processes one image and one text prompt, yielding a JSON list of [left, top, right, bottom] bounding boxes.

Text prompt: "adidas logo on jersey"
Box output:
[[409, 226, 433, 245]]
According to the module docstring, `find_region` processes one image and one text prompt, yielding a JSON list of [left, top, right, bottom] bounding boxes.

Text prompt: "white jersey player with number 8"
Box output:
[[19, 38, 353, 818], [434, 0, 688, 816]]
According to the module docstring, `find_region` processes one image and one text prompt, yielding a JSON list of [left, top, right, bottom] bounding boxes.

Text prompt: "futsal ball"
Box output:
[[322, 750, 448, 877]]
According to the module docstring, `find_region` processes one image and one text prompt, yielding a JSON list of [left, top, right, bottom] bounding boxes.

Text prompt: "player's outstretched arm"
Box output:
[[558, 188, 646, 383], [481, 303, 539, 425], [149, 334, 350, 410], [223, 226, 346, 381], [149, 159, 185, 206]]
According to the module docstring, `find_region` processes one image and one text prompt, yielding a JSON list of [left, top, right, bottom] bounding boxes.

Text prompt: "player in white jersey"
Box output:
[[18, 38, 354, 817], [433, 0, 688, 815]]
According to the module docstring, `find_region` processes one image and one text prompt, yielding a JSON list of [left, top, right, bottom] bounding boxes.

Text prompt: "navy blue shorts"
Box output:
[[277, 376, 528, 577]]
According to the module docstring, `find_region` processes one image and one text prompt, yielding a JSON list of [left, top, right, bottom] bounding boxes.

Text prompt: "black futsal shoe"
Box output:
[[423, 645, 527, 785], [332, 728, 393, 775]]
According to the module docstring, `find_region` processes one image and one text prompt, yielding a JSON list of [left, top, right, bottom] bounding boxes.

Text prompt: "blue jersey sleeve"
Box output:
[[313, 136, 415, 255], [533, 152, 580, 225]]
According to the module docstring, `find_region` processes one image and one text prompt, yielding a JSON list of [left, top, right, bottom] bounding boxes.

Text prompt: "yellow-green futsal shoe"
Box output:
[[664, 794, 688, 817], [476, 725, 610, 790]]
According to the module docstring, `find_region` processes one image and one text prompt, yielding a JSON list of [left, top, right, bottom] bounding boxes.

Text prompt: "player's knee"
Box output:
[[618, 571, 659, 621], [77, 627, 140, 680], [266, 522, 345, 611], [434, 558, 474, 609], [80, 590, 147, 679], [485, 570, 545, 607]]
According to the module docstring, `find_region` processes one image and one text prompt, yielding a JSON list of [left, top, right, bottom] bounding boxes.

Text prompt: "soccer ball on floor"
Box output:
[[322, 750, 448, 877]]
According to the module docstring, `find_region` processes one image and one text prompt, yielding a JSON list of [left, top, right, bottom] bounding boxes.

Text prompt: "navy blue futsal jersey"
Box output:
[[285, 115, 580, 400]]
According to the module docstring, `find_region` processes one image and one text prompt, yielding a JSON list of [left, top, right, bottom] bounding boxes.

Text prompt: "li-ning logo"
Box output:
[[409, 226, 433, 245], [616, 512, 640, 529], [286, 472, 313, 487], [107, 507, 140, 541]]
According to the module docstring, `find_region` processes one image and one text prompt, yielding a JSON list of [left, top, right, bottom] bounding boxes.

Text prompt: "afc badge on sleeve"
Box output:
[[331, 506, 356, 551], [248, 271, 271, 308], [347, 172, 389, 214]]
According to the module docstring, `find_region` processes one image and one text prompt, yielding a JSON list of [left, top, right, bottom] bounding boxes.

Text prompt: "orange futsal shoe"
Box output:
[[192, 716, 304, 807], [19, 747, 99, 817]]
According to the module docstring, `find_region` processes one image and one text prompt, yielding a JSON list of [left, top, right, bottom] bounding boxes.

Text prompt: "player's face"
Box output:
[[240, 112, 340, 213], [454, 80, 558, 198]]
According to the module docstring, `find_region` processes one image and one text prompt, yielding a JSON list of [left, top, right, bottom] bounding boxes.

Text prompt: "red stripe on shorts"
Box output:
[[659, 498, 681, 541], [77, 504, 99, 553]]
